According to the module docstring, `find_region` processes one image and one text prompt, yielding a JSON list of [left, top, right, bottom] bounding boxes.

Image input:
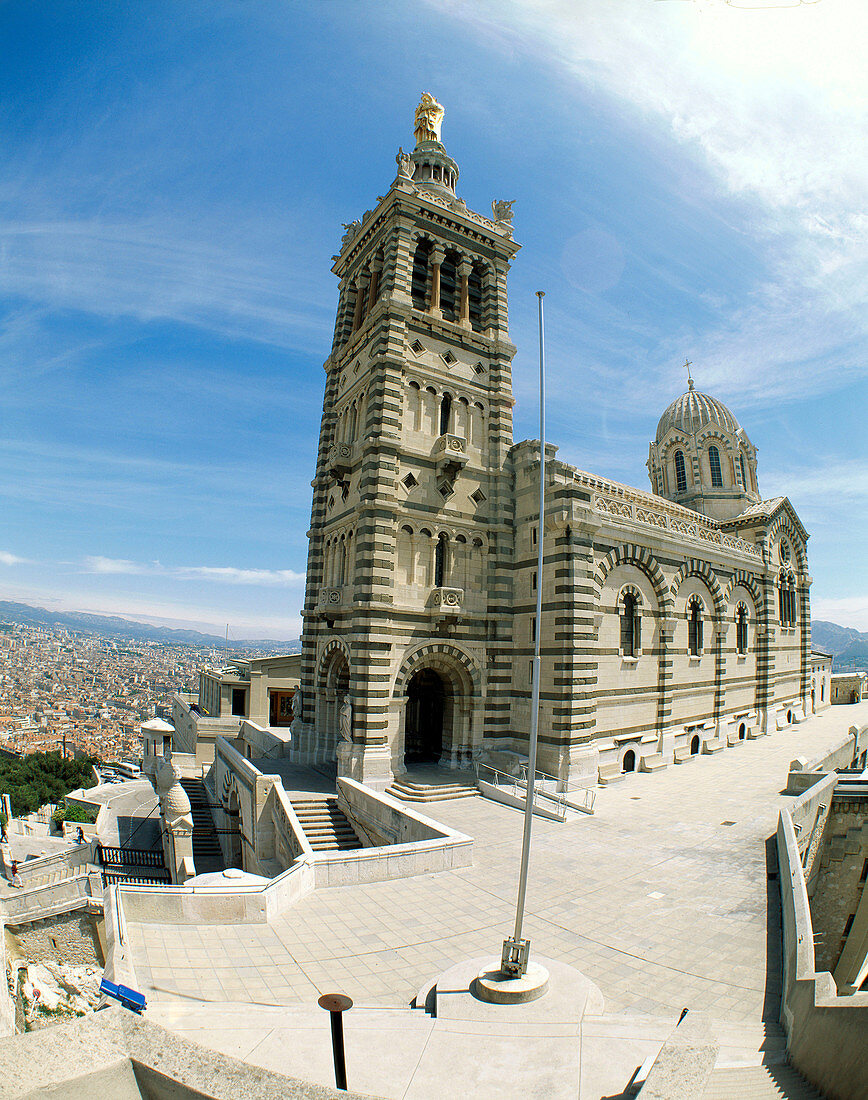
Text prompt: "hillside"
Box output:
[[0, 600, 299, 652], [811, 621, 868, 668]]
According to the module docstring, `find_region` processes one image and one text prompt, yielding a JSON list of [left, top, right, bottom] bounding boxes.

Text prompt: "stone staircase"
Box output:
[[290, 798, 363, 851], [699, 1021, 825, 1100], [179, 777, 225, 874], [702, 1064, 824, 1098], [387, 774, 477, 800]]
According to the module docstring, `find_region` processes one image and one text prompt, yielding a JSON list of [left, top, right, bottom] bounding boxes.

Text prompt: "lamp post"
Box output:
[[500, 290, 547, 981]]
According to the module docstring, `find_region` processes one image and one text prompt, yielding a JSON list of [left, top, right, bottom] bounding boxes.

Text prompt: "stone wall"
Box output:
[[810, 798, 868, 974], [8, 911, 101, 967]]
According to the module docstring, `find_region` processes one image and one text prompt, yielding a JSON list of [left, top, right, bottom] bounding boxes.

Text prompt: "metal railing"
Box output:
[[474, 762, 596, 818]]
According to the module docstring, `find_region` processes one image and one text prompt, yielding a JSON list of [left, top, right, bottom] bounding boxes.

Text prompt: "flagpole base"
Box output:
[[473, 960, 550, 1004]]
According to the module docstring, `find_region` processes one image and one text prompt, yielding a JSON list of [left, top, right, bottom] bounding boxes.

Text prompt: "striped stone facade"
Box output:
[[293, 107, 813, 790]]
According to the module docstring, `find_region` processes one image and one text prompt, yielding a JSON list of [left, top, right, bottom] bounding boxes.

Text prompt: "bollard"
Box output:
[[318, 992, 353, 1090]]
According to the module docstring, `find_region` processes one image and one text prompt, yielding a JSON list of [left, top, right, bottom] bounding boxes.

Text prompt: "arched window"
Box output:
[[779, 577, 796, 627], [674, 450, 687, 493], [688, 598, 703, 656], [434, 533, 448, 587], [738, 453, 748, 490], [620, 592, 641, 657], [439, 393, 452, 436], [736, 604, 748, 654], [439, 250, 459, 319], [468, 263, 484, 331], [411, 240, 431, 310], [709, 445, 723, 488]]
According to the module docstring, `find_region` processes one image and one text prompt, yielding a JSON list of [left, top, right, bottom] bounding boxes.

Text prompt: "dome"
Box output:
[[164, 781, 191, 816], [655, 383, 740, 443]]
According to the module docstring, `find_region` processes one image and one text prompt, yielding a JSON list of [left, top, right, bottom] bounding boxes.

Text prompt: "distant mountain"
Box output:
[[811, 621, 868, 668], [0, 600, 299, 653]]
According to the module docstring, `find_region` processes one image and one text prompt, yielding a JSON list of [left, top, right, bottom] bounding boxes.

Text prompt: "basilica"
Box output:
[[291, 96, 813, 790]]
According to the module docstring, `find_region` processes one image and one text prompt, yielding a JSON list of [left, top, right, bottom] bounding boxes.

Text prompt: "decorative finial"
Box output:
[[684, 359, 694, 390], [414, 93, 445, 145]]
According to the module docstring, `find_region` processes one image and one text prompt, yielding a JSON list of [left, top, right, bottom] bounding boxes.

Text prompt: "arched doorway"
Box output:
[[622, 749, 636, 773], [690, 734, 700, 756], [318, 647, 350, 756], [404, 669, 445, 766]]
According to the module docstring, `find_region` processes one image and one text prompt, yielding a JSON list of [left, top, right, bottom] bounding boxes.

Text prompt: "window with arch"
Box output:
[[411, 240, 431, 310], [439, 392, 452, 436], [736, 603, 748, 654], [738, 452, 748, 491], [674, 450, 687, 493], [439, 250, 459, 319], [708, 445, 723, 488], [620, 590, 641, 658], [687, 597, 704, 656], [434, 533, 448, 587], [779, 576, 797, 627], [468, 262, 484, 331]]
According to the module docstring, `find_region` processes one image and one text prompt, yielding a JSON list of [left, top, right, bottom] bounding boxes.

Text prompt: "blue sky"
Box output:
[[0, 0, 865, 639]]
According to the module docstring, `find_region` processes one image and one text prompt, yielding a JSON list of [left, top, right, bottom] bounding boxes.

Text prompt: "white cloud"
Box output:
[[0, 217, 332, 353], [811, 596, 868, 633], [432, 0, 868, 401], [82, 556, 304, 587], [764, 460, 868, 506], [0, 552, 27, 566]]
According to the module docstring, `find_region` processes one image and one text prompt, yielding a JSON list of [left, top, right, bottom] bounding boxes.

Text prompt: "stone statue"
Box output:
[[341, 220, 361, 246], [291, 686, 303, 721], [339, 695, 352, 742], [491, 200, 515, 224], [414, 93, 445, 145], [396, 146, 413, 178]]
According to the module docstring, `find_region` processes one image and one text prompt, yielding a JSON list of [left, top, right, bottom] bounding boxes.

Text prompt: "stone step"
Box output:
[[702, 1064, 824, 1099], [386, 781, 478, 802], [289, 797, 363, 851]]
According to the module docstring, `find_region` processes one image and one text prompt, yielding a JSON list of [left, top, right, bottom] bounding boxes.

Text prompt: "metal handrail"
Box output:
[[475, 762, 596, 817]]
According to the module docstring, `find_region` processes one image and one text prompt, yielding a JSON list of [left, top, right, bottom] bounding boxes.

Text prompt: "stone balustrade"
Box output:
[[327, 441, 353, 478], [432, 434, 467, 477], [429, 587, 464, 617]]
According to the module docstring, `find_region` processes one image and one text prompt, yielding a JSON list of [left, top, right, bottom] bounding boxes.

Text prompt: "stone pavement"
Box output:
[[128, 703, 868, 1097]]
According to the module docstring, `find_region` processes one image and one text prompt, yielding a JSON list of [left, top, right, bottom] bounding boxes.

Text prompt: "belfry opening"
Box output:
[[404, 668, 446, 765]]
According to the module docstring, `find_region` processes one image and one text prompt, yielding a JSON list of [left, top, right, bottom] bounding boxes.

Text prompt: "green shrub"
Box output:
[[52, 803, 99, 826]]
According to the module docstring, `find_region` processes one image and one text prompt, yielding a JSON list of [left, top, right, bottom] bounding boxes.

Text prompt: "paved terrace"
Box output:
[[125, 704, 868, 1095]]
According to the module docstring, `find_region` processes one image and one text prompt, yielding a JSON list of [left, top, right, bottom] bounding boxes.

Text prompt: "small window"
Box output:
[[531, 526, 538, 546], [688, 600, 703, 656], [471, 488, 486, 504], [739, 453, 748, 490], [410, 340, 425, 355], [440, 393, 452, 435], [860, 859, 867, 883], [434, 534, 447, 586], [620, 593, 640, 657], [709, 445, 723, 488], [402, 472, 418, 489], [531, 571, 537, 592], [674, 450, 687, 493], [736, 605, 748, 654], [531, 616, 536, 642], [441, 350, 457, 365], [474, 362, 486, 375], [843, 914, 855, 937]]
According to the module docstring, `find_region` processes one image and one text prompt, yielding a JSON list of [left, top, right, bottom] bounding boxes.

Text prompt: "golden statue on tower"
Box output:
[[414, 93, 445, 145]]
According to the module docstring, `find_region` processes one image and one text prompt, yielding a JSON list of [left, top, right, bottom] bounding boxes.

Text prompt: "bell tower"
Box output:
[[294, 95, 520, 787]]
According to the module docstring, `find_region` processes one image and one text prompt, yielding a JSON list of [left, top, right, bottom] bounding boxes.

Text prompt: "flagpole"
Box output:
[[501, 290, 547, 978]]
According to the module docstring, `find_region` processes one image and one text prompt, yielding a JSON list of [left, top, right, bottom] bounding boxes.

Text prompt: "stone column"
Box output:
[[428, 245, 443, 319], [714, 622, 729, 736], [457, 258, 471, 328]]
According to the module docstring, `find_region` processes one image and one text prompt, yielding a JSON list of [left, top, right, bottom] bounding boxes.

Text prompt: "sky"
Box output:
[[0, 0, 866, 639]]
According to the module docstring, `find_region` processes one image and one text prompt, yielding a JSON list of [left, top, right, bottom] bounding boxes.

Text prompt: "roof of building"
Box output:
[[655, 381, 740, 443]]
